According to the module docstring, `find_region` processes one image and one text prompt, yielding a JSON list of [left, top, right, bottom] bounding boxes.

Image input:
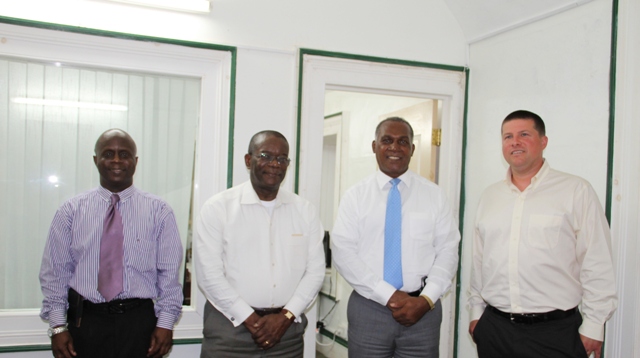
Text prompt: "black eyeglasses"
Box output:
[[253, 152, 291, 166]]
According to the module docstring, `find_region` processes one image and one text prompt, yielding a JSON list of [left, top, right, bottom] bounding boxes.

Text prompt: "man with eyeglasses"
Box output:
[[195, 130, 325, 357]]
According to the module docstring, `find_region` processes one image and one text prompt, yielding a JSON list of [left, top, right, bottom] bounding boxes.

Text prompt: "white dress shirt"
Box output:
[[331, 170, 460, 306], [195, 181, 325, 327], [469, 160, 617, 340]]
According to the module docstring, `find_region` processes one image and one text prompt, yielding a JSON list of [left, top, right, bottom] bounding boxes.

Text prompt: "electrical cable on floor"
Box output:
[[315, 298, 343, 349]]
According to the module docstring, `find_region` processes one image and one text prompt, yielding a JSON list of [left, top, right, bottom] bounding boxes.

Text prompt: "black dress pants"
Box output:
[[67, 296, 157, 358], [474, 307, 588, 358]]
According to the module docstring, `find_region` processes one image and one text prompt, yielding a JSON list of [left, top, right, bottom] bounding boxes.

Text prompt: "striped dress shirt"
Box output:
[[40, 185, 184, 330]]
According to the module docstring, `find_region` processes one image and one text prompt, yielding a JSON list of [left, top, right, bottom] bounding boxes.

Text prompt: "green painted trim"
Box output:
[[319, 290, 338, 302], [227, 50, 238, 189], [452, 68, 471, 358], [0, 15, 238, 189], [324, 112, 343, 120], [174, 338, 203, 345], [605, 0, 618, 223], [319, 326, 349, 348], [603, 0, 618, 356], [294, 49, 305, 194], [300, 48, 466, 73], [0, 345, 51, 353]]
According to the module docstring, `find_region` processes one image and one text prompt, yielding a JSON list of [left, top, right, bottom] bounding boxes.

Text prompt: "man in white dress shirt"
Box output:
[[468, 110, 617, 358], [332, 117, 460, 357], [195, 130, 325, 357]]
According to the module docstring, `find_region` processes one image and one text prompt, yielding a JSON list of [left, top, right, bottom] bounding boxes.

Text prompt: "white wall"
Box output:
[[459, 0, 613, 357]]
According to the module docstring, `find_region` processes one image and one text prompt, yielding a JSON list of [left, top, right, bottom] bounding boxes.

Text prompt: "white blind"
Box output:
[[0, 57, 200, 309]]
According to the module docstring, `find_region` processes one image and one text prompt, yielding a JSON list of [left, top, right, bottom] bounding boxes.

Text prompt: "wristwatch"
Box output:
[[47, 324, 68, 338], [282, 310, 295, 321]]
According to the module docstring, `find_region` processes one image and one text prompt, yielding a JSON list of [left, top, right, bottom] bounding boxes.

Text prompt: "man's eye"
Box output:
[[103, 152, 114, 158], [120, 152, 129, 158], [259, 153, 273, 161]]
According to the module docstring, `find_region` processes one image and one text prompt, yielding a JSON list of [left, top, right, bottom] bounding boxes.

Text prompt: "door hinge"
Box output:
[[432, 129, 442, 147]]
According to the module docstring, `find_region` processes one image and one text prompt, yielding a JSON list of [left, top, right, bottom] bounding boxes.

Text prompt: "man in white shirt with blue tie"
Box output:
[[332, 117, 461, 357]]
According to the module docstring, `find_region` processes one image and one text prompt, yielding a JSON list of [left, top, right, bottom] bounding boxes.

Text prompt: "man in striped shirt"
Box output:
[[40, 129, 184, 358]]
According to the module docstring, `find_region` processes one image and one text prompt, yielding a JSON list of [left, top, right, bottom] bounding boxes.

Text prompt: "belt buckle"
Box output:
[[510, 313, 538, 325], [108, 302, 125, 314]]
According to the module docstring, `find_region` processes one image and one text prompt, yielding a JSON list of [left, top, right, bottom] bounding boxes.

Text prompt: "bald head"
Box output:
[[95, 129, 137, 156]]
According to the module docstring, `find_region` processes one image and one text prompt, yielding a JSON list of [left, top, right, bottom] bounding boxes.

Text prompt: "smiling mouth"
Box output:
[[387, 156, 402, 160], [511, 150, 524, 155]]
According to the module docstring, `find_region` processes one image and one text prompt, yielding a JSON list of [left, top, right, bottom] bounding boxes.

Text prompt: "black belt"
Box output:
[[487, 305, 578, 325], [252, 306, 284, 317], [68, 288, 151, 328], [83, 297, 151, 314], [407, 289, 422, 297]]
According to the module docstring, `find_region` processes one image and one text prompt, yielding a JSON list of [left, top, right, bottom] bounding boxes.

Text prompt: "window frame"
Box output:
[[0, 19, 235, 348]]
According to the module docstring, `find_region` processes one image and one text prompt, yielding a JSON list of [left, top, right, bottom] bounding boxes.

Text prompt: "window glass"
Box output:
[[0, 56, 200, 309]]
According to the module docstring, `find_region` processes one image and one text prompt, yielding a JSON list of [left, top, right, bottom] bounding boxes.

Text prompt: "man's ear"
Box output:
[[244, 153, 251, 169]]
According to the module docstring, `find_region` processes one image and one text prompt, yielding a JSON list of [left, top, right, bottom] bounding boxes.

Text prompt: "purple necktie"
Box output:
[[98, 194, 124, 302]]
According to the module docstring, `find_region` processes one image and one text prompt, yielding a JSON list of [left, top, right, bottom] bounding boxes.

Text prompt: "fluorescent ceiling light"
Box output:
[[108, 0, 210, 13], [12, 98, 128, 111]]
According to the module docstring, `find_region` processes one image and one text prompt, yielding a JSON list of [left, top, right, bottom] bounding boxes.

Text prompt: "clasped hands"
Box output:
[[243, 311, 293, 350], [386, 290, 432, 327]]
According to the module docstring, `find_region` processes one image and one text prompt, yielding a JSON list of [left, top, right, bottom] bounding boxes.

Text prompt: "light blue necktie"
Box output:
[[384, 178, 403, 289]]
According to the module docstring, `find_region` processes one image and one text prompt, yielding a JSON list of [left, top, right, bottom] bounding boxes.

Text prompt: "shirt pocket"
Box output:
[[284, 234, 308, 270], [409, 212, 435, 255], [526, 214, 562, 249], [129, 235, 157, 273]]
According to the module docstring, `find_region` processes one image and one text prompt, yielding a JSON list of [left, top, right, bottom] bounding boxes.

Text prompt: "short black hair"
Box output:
[[247, 130, 289, 154], [502, 110, 546, 136], [375, 117, 414, 141]]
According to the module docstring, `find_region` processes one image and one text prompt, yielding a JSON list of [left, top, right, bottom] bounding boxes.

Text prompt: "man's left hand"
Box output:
[[580, 334, 602, 358], [252, 313, 293, 350], [387, 295, 431, 326], [147, 327, 173, 358]]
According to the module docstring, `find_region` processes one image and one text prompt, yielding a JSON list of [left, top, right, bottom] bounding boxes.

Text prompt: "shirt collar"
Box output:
[[376, 170, 412, 190], [97, 185, 137, 202], [239, 180, 295, 207], [504, 159, 550, 191]]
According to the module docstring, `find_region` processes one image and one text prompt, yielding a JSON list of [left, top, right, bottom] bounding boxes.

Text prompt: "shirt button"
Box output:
[[273, 284, 276, 288], [230, 317, 235, 321]]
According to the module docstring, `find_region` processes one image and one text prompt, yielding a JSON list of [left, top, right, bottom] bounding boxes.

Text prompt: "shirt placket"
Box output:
[[508, 190, 526, 312], [268, 206, 277, 307]]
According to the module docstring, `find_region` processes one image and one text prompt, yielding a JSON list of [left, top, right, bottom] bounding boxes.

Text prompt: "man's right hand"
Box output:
[[469, 320, 479, 343], [243, 312, 262, 337], [51, 331, 76, 358]]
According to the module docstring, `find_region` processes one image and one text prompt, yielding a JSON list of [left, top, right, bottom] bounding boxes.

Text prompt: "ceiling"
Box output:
[[442, 0, 595, 43]]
